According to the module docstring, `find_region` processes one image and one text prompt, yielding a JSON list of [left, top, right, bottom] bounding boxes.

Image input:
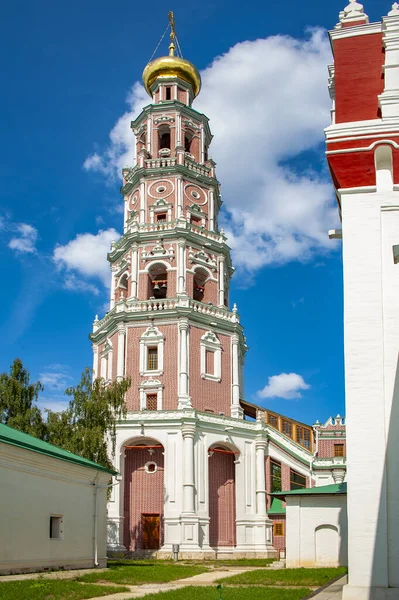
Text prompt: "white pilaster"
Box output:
[[177, 176, 183, 219], [177, 239, 186, 295], [179, 423, 201, 552], [209, 189, 215, 231], [117, 325, 126, 379], [379, 14, 399, 119], [255, 439, 267, 516], [140, 179, 145, 223], [110, 267, 116, 310], [92, 345, 98, 379], [176, 113, 182, 147], [146, 116, 152, 154], [178, 318, 191, 409], [231, 334, 243, 419], [130, 244, 138, 299], [218, 256, 225, 307]]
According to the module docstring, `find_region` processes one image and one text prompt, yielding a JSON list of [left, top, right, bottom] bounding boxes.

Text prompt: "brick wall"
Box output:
[[124, 446, 164, 551], [209, 451, 236, 547]]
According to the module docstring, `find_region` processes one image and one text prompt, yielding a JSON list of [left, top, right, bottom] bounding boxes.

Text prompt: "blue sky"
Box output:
[[0, 0, 385, 423]]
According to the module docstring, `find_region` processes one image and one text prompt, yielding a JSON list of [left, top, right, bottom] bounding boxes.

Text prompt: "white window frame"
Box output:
[[149, 200, 173, 224], [139, 378, 164, 410], [49, 515, 64, 540], [200, 330, 222, 382], [140, 326, 164, 376]]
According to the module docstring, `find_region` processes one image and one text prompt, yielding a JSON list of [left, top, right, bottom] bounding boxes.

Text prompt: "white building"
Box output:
[[326, 2, 399, 598], [280, 483, 347, 568], [0, 423, 115, 574]]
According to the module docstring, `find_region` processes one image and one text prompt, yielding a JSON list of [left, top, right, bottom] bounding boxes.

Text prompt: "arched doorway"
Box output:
[[123, 439, 164, 551], [208, 445, 237, 548]]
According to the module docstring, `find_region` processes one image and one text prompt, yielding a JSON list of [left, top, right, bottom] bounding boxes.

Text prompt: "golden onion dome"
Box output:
[[142, 54, 201, 98]]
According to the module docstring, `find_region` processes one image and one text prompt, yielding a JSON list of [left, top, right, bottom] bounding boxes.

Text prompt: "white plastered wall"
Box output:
[[0, 442, 109, 574], [341, 174, 399, 597], [286, 494, 347, 568]]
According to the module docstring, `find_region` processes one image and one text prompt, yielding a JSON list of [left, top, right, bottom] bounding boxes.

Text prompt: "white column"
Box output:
[[218, 256, 225, 307], [255, 440, 267, 516], [200, 123, 204, 163], [92, 345, 98, 379], [117, 325, 126, 379], [231, 334, 243, 419], [178, 318, 191, 408], [110, 267, 116, 310], [182, 424, 196, 514], [176, 113, 182, 147], [131, 244, 138, 299], [209, 189, 215, 231], [177, 240, 186, 295], [140, 179, 145, 223], [146, 116, 152, 153], [177, 176, 183, 219]]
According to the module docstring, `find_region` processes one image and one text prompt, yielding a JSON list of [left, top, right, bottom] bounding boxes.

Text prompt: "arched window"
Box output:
[[193, 268, 208, 302], [159, 127, 171, 151], [185, 134, 193, 154], [148, 264, 168, 300], [137, 132, 146, 152], [116, 272, 129, 301]]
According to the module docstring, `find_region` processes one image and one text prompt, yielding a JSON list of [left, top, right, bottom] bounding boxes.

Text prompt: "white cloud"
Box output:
[[257, 372, 311, 400], [37, 397, 70, 414], [39, 364, 73, 392], [83, 29, 337, 273], [53, 228, 119, 289], [8, 223, 38, 254]]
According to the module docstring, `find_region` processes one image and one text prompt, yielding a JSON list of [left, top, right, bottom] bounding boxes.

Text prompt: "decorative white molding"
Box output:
[[141, 241, 174, 263], [200, 330, 222, 382], [139, 378, 164, 410], [336, 0, 369, 28], [139, 325, 164, 376], [188, 248, 217, 272], [388, 3, 399, 16]]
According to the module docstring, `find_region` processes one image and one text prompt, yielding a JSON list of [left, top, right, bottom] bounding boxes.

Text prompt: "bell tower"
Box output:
[[91, 16, 245, 424]]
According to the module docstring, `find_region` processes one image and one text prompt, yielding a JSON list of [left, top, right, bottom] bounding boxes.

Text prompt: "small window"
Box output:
[[334, 444, 345, 457], [156, 213, 167, 223], [270, 460, 282, 493], [147, 347, 158, 371], [50, 516, 63, 539], [165, 87, 171, 100], [268, 413, 278, 428], [273, 522, 284, 536], [290, 469, 306, 490], [190, 215, 202, 226], [282, 420, 293, 438], [205, 350, 214, 375], [297, 426, 312, 450], [146, 394, 158, 411]]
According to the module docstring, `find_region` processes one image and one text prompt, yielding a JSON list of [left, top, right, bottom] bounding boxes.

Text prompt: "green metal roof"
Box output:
[[273, 482, 347, 497], [268, 497, 286, 514], [0, 423, 117, 475]]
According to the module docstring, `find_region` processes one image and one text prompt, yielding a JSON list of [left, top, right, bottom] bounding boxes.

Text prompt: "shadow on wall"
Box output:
[[370, 352, 399, 591]]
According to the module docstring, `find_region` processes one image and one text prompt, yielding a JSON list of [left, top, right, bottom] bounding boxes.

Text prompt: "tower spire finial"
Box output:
[[168, 11, 176, 57]]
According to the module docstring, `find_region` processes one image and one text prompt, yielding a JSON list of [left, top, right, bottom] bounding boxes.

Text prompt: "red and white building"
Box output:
[[90, 30, 347, 558], [326, 1, 399, 597]]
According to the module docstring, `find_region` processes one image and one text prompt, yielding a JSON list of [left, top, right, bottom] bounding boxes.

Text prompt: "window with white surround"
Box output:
[[140, 326, 164, 376], [50, 515, 63, 539], [200, 330, 222, 382], [139, 378, 163, 410]]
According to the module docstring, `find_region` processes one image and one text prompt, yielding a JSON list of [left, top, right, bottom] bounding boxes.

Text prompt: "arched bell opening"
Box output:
[[123, 437, 165, 552], [158, 126, 171, 155], [115, 272, 129, 302], [193, 267, 209, 302], [208, 443, 238, 549], [147, 263, 168, 300]]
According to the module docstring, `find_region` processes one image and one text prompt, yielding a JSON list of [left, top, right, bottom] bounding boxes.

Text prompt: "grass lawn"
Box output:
[[0, 579, 128, 600], [77, 562, 209, 585], [217, 566, 348, 586], [126, 586, 311, 600]]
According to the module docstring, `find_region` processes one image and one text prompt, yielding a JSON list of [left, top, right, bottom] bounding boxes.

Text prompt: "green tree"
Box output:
[[46, 368, 131, 470], [0, 358, 45, 438]]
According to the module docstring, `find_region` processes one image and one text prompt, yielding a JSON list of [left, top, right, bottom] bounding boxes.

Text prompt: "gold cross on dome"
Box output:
[[168, 11, 176, 42]]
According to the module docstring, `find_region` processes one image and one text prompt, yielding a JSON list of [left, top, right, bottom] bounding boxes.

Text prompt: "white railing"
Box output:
[[184, 159, 211, 177], [93, 298, 239, 331], [145, 158, 176, 169]]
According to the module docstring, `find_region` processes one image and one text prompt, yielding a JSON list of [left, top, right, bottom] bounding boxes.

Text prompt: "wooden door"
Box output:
[[142, 514, 160, 549]]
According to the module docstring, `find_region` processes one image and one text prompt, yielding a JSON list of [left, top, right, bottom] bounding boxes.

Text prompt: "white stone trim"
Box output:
[[139, 378, 164, 411], [139, 325, 164, 376], [200, 331, 222, 382]]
